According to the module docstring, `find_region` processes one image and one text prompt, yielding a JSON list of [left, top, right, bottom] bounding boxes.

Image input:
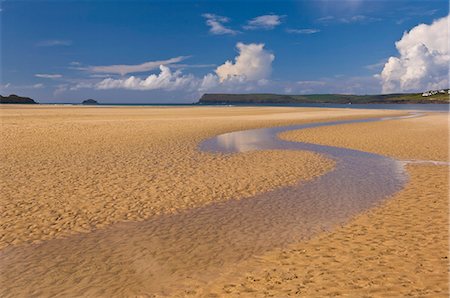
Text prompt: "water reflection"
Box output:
[[212, 129, 275, 152], [202, 113, 423, 155]]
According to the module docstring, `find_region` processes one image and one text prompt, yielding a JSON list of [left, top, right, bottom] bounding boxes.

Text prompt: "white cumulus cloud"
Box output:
[[96, 65, 197, 91], [215, 42, 274, 82], [380, 15, 449, 93], [202, 13, 238, 35], [244, 14, 283, 30]]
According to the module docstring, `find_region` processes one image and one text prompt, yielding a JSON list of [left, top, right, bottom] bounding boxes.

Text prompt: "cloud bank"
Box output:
[[95, 42, 274, 92], [380, 15, 449, 93], [96, 65, 197, 91]]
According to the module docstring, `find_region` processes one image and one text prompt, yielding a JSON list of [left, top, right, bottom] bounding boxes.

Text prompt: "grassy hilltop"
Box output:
[[197, 92, 449, 105]]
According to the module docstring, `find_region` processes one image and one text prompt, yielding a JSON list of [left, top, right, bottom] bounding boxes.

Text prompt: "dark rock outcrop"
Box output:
[[82, 99, 99, 105], [0, 94, 37, 104]]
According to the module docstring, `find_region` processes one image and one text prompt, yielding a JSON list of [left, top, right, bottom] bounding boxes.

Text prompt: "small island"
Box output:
[[82, 99, 99, 105], [0, 94, 37, 104]]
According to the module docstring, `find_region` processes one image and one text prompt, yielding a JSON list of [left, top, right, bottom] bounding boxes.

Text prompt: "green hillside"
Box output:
[[197, 92, 449, 105]]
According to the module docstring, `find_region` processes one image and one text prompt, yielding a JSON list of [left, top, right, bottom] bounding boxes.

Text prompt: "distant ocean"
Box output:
[[51, 103, 450, 112]]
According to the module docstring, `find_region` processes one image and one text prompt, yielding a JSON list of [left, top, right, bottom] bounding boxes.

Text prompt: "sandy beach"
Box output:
[[0, 105, 447, 297], [0, 105, 400, 249], [3, 0, 449, 296], [201, 164, 448, 297], [199, 111, 449, 297]]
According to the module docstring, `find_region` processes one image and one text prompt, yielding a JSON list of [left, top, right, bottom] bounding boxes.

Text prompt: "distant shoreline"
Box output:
[[3, 102, 449, 106], [3, 102, 448, 112], [197, 92, 450, 105], [2, 90, 449, 106]]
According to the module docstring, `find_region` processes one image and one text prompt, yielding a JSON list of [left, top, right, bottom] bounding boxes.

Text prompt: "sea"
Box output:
[[52, 102, 450, 112]]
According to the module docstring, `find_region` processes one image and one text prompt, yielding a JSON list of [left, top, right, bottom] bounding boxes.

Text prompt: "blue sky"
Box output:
[[1, 0, 448, 103]]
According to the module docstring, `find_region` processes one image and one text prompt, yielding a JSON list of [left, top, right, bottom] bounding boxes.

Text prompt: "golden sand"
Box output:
[[199, 112, 449, 297], [0, 105, 399, 249], [1, 106, 446, 297], [281, 112, 449, 161], [202, 164, 449, 297]]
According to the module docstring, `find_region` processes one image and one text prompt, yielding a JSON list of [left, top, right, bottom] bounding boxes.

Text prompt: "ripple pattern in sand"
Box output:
[[0, 113, 421, 296]]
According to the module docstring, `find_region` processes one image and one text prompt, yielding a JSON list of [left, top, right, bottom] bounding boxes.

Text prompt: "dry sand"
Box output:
[[280, 112, 449, 161], [0, 105, 397, 249], [1, 105, 446, 297], [198, 112, 449, 297]]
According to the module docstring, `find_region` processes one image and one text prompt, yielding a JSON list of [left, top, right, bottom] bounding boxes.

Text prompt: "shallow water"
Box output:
[[0, 113, 423, 296], [52, 102, 449, 112], [216, 103, 449, 111]]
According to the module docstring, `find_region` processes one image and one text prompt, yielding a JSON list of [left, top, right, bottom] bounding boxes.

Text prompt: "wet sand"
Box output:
[[1, 105, 443, 297], [200, 112, 449, 297]]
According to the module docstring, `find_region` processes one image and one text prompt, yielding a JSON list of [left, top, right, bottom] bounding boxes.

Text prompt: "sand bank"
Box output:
[[281, 112, 449, 161]]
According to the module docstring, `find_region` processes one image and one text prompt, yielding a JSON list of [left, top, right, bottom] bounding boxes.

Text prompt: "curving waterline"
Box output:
[[1, 112, 446, 296]]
